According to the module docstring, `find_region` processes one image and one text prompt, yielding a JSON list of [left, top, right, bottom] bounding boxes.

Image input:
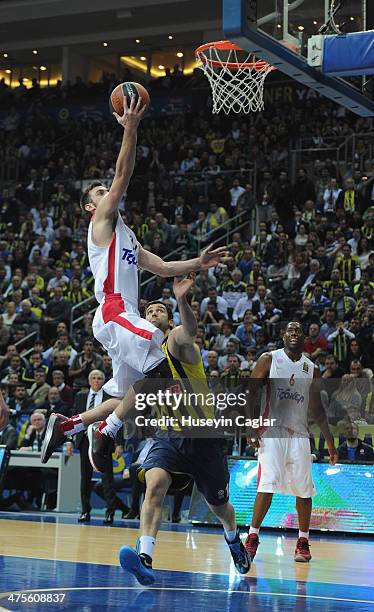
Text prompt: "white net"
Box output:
[[196, 44, 273, 114]]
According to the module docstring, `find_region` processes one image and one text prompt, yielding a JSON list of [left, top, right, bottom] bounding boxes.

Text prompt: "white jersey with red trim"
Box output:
[[262, 348, 314, 437], [87, 214, 140, 306]]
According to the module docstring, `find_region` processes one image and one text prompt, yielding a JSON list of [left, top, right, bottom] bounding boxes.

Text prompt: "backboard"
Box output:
[[223, 0, 374, 116], [254, 0, 366, 58]]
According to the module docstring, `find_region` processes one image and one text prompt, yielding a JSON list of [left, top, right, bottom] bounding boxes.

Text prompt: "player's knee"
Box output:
[[296, 496, 312, 503], [208, 500, 233, 520], [257, 491, 273, 500], [105, 398, 121, 416], [145, 469, 171, 503]]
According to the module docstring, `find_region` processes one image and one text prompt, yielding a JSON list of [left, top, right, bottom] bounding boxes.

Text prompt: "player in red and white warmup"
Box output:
[[42, 95, 226, 463], [245, 321, 338, 563]]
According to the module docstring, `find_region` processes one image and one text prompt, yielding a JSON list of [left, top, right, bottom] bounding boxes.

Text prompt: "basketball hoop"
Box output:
[[195, 40, 274, 114]]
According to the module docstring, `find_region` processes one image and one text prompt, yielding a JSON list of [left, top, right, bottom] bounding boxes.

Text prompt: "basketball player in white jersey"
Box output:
[[41, 95, 226, 463], [244, 321, 338, 563]]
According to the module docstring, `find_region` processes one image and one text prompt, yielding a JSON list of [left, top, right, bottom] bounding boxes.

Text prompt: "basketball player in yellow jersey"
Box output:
[[117, 274, 250, 584], [41, 274, 250, 582], [145, 293, 216, 434]]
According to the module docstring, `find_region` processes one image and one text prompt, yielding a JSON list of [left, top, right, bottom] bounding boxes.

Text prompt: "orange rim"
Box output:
[[195, 40, 273, 71]]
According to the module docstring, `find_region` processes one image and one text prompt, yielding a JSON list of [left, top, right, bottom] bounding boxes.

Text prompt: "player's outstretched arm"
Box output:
[[309, 368, 338, 465], [169, 274, 197, 342], [95, 96, 146, 220], [138, 243, 228, 277]]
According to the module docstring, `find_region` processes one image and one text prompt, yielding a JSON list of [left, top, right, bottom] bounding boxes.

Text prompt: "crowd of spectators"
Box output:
[[0, 69, 373, 511]]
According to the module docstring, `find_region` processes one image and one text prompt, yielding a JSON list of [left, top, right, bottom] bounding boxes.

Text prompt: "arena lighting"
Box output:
[[168, 35, 173, 40], [140, 56, 146, 61], [122, 55, 184, 77], [102, 42, 108, 47], [313, 20, 318, 25], [135, 39, 140, 44], [5, 69, 11, 73], [40, 66, 47, 71], [158, 64, 165, 70], [33, 49, 38, 55], [350, 16, 355, 21], [3, 53, 8, 58], [298, 25, 304, 31], [176, 52, 183, 57]]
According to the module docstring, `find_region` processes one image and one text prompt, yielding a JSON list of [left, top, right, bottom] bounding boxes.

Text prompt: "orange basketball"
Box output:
[[109, 82, 150, 116]]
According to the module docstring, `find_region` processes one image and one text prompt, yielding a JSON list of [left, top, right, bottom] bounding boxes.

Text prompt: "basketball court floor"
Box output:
[[0, 512, 372, 611]]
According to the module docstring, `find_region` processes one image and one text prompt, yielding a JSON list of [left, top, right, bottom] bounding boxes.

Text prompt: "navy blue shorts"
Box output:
[[138, 438, 229, 506]]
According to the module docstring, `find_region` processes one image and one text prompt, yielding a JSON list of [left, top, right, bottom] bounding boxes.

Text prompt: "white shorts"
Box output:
[[93, 294, 165, 397], [257, 434, 317, 498]]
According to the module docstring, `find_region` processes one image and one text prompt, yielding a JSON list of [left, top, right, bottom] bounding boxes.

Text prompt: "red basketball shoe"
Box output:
[[87, 422, 114, 473], [294, 537, 312, 562], [41, 413, 68, 463], [244, 533, 259, 561]]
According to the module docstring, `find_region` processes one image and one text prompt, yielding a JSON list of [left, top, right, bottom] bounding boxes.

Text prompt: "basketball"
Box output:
[[109, 82, 150, 116]]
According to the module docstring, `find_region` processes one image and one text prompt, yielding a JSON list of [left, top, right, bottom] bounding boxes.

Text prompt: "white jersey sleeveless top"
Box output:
[[87, 214, 140, 306], [262, 348, 315, 436]]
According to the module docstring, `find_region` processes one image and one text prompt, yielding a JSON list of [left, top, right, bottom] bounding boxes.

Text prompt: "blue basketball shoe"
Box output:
[[119, 542, 155, 586], [225, 528, 251, 574]]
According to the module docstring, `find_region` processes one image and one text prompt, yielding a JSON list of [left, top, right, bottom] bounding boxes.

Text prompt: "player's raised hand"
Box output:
[[198, 244, 229, 269], [173, 273, 195, 300], [113, 95, 147, 130], [328, 445, 338, 465]]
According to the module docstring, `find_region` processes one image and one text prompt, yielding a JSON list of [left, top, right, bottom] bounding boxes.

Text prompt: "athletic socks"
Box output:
[[249, 526, 260, 535], [137, 536, 155, 559], [298, 530, 309, 540], [98, 412, 123, 439], [224, 528, 238, 543], [60, 415, 85, 436], [60, 412, 124, 440]]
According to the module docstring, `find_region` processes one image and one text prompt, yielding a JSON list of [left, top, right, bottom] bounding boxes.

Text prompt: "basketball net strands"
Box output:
[[195, 40, 274, 114]]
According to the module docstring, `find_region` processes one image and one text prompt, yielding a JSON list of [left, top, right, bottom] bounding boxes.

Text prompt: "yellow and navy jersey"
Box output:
[[131, 223, 149, 242], [301, 210, 315, 223], [361, 224, 373, 240], [66, 287, 92, 304], [336, 255, 360, 284], [342, 189, 357, 212], [353, 281, 374, 296], [331, 333, 349, 363], [248, 269, 261, 284], [223, 281, 247, 294], [323, 280, 347, 299], [150, 337, 214, 433], [219, 369, 245, 391], [21, 364, 49, 386]]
